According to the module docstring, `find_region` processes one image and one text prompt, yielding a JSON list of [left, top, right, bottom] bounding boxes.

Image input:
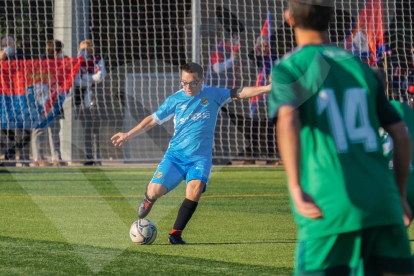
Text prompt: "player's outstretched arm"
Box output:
[[232, 84, 271, 100], [111, 115, 158, 147], [277, 105, 323, 219], [383, 121, 413, 226]]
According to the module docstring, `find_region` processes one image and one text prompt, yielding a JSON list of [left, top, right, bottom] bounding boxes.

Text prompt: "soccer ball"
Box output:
[[129, 219, 157, 245]]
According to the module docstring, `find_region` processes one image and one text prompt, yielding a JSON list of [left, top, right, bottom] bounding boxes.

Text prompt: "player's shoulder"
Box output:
[[277, 45, 352, 65], [162, 89, 186, 104], [274, 46, 304, 67], [389, 100, 412, 116], [389, 100, 406, 108], [273, 45, 317, 75], [200, 86, 230, 103], [201, 85, 229, 94], [272, 46, 312, 78], [169, 89, 185, 97]]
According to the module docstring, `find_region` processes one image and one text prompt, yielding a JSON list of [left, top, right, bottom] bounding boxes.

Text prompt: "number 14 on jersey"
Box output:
[[317, 88, 378, 153]]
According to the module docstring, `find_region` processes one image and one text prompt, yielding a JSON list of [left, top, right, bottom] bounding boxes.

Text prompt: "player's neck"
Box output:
[[294, 28, 329, 47]]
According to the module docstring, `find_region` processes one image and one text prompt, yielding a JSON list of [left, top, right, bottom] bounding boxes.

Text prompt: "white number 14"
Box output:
[[316, 88, 378, 153]]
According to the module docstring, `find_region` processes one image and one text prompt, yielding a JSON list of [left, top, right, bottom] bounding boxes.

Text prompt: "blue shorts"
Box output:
[[150, 155, 212, 193]]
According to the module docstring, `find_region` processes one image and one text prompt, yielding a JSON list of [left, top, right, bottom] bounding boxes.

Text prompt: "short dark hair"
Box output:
[[181, 62, 204, 79], [46, 39, 64, 55], [289, 0, 332, 31]]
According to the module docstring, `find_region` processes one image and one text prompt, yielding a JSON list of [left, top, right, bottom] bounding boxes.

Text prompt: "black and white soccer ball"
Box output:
[[129, 219, 157, 245]]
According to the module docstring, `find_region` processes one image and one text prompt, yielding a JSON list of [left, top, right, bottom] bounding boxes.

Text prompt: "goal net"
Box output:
[[0, 0, 412, 165]]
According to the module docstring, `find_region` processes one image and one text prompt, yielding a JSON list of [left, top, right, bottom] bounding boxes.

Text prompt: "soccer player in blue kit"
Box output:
[[111, 62, 271, 244]]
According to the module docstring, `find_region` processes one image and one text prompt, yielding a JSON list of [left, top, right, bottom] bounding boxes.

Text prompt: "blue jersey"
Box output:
[[152, 85, 231, 160]]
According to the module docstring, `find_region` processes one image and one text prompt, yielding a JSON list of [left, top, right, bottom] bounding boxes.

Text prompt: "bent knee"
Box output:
[[146, 183, 168, 199], [186, 181, 206, 201]]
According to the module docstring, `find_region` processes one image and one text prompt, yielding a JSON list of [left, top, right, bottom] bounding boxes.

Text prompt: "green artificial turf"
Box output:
[[1, 167, 412, 275]]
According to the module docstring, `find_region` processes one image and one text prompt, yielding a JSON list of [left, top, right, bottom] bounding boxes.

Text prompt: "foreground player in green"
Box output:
[[268, 0, 414, 275], [382, 100, 414, 212]]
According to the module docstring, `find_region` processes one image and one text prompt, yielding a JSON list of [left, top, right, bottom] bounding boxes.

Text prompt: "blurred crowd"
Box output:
[[0, 36, 106, 167], [0, 32, 412, 167]]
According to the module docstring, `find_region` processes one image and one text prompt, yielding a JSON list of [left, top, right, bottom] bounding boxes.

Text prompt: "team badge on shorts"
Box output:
[[201, 97, 209, 106], [156, 172, 163, 178]]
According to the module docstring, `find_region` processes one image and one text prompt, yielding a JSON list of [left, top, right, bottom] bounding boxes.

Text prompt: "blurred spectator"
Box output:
[[0, 36, 31, 167], [205, 33, 241, 88], [0, 36, 29, 60], [31, 39, 66, 166], [247, 35, 277, 164], [388, 45, 414, 97], [407, 47, 414, 106], [73, 39, 106, 166], [205, 33, 244, 165], [42, 40, 65, 59]]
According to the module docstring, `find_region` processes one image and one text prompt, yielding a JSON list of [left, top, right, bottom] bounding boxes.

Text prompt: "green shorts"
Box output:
[[294, 224, 414, 276]]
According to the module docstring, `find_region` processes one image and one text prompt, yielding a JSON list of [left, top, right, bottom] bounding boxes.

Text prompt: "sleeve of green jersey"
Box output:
[[389, 100, 411, 121], [375, 79, 401, 126], [268, 63, 299, 118]]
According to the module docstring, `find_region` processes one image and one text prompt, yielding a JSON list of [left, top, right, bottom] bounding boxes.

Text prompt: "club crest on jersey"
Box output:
[[156, 172, 163, 178], [201, 97, 209, 106], [180, 105, 187, 111]]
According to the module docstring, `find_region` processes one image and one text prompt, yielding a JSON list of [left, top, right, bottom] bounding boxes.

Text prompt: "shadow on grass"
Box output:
[[0, 235, 294, 276], [149, 239, 297, 246], [0, 169, 12, 174]]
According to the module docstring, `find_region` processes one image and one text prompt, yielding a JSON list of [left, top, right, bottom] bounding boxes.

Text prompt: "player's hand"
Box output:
[[290, 188, 323, 219], [111, 132, 129, 147], [402, 198, 412, 227]]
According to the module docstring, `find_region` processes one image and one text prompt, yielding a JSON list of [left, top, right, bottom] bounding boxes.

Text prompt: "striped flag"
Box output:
[[0, 57, 82, 129], [261, 12, 271, 38], [345, 0, 386, 65]]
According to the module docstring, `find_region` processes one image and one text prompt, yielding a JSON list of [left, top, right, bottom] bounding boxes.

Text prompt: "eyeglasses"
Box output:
[[181, 79, 202, 88]]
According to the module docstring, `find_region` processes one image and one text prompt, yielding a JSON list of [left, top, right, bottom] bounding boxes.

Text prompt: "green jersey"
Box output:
[[382, 101, 414, 210], [268, 45, 403, 240]]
